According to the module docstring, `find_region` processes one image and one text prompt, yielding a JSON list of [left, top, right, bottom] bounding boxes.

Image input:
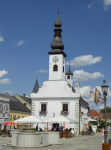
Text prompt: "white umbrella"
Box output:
[[43, 115, 71, 123], [13, 115, 42, 123]]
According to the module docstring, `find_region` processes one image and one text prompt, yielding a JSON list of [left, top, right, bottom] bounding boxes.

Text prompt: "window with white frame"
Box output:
[[41, 104, 46, 111], [62, 104, 68, 111]]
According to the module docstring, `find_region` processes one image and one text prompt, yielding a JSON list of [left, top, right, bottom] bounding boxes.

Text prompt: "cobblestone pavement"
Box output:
[[1, 132, 111, 150]]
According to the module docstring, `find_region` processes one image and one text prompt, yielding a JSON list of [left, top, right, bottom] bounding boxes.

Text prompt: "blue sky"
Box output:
[[0, 0, 111, 112]]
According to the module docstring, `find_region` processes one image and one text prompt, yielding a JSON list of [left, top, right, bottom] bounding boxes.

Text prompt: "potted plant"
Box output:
[[61, 111, 69, 115], [39, 111, 47, 115]]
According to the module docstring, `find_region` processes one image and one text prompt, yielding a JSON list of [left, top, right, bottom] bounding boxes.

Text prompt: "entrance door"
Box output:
[[53, 123, 59, 130]]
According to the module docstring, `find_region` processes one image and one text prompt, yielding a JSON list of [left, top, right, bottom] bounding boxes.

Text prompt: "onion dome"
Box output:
[[66, 63, 73, 75], [48, 8, 66, 57], [54, 9, 62, 27]]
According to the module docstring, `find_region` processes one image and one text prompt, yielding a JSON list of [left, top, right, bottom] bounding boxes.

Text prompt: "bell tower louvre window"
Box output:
[[53, 65, 58, 71], [67, 75, 70, 79], [55, 30, 61, 37], [63, 66, 64, 72]]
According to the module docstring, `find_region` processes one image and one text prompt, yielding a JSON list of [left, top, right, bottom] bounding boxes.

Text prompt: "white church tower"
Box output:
[[65, 63, 73, 86], [31, 9, 89, 136], [48, 10, 66, 80]]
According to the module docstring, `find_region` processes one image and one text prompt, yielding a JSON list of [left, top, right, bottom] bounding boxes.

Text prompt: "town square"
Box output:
[[0, 0, 111, 149]]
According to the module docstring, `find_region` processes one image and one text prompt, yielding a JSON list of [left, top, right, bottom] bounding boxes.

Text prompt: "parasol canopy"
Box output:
[[13, 115, 42, 123], [2, 122, 18, 125], [43, 115, 71, 123]]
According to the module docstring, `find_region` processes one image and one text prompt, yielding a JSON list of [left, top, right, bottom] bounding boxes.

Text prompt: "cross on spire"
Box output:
[[58, 8, 59, 16]]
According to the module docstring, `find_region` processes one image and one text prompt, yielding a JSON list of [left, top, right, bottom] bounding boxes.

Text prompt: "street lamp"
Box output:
[[101, 80, 109, 143]]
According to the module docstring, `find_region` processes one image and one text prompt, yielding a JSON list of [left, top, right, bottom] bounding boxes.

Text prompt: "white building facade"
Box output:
[[31, 11, 89, 135]]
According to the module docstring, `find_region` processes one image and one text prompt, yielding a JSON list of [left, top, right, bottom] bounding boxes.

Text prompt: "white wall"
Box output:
[[80, 103, 89, 131], [31, 81, 80, 98], [66, 75, 72, 86], [32, 98, 79, 130], [49, 54, 65, 80]]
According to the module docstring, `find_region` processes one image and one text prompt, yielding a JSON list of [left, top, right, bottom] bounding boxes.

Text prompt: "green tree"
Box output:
[[99, 107, 111, 113], [98, 120, 111, 128]]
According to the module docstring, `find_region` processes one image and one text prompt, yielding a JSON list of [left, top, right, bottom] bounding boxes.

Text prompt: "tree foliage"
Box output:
[[98, 120, 111, 128], [99, 107, 111, 113]]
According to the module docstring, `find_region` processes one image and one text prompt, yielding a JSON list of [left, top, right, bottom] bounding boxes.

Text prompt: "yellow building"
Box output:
[[9, 96, 31, 129]]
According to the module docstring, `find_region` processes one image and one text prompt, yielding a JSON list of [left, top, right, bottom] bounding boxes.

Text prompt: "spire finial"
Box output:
[[58, 8, 59, 16]]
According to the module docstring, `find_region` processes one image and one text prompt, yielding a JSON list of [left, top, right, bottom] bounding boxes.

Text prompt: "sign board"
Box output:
[[102, 128, 104, 136], [84, 118, 88, 120]]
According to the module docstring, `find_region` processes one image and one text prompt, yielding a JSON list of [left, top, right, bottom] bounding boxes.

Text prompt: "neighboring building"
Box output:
[[9, 96, 31, 129], [89, 109, 102, 120], [14, 94, 31, 111], [0, 93, 9, 130], [0, 93, 31, 130], [30, 11, 89, 135], [101, 113, 111, 122]]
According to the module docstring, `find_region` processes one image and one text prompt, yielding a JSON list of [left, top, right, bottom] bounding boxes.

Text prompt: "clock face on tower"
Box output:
[[53, 56, 59, 63]]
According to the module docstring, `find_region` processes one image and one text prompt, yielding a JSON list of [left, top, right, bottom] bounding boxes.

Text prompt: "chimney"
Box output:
[[23, 93, 25, 97]]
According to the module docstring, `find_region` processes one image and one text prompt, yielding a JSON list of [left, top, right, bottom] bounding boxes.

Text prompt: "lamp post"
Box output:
[[101, 80, 109, 143]]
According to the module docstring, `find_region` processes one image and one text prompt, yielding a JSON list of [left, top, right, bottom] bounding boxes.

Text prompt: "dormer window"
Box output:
[[53, 65, 58, 71]]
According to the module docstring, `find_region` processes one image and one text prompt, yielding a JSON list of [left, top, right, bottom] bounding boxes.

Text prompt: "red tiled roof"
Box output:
[[101, 113, 111, 119], [89, 110, 101, 117]]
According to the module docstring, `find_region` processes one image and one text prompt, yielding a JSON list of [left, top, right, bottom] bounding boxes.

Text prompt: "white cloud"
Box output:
[[0, 78, 11, 84], [108, 82, 111, 86], [87, 2, 95, 9], [37, 70, 48, 73], [98, 103, 111, 110], [66, 55, 102, 68], [104, 6, 108, 10], [1, 91, 15, 95], [0, 70, 8, 78], [103, 0, 111, 5], [0, 33, 4, 42], [17, 40, 25, 46], [73, 70, 104, 82]]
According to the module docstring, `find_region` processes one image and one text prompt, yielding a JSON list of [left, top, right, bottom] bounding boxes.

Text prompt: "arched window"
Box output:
[[63, 66, 64, 72], [67, 75, 70, 79], [53, 65, 58, 71]]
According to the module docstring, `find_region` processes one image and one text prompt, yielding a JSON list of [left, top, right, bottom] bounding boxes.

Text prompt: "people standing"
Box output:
[[71, 128, 74, 137]]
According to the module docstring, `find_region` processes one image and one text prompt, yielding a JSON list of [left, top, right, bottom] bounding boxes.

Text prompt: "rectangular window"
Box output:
[[41, 104, 46, 111], [3, 107, 5, 111], [0, 112, 2, 118], [13, 115, 16, 120], [10, 115, 12, 120], [63, 66, 64, 72], [0, 105, 2, 111], [63, 104, 68, 111], [6, 107, 8, 111], [3, 113, 5, 117]]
